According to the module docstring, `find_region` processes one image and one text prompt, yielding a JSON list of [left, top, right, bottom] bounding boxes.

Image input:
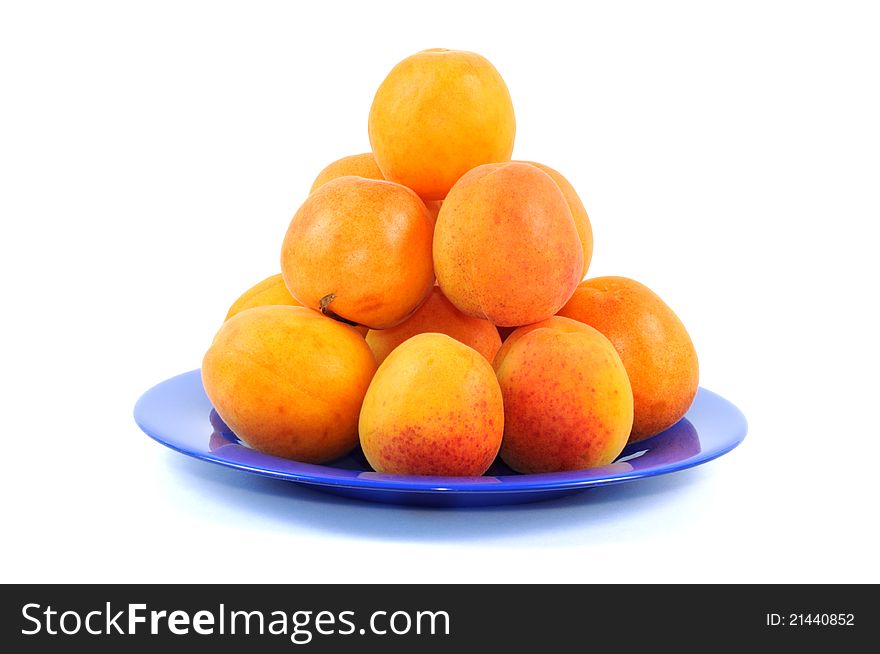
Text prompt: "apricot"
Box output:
[[494, 316, 633, 473], [558, 276, 699, 442], [433, 162, 583, 326], [225, 273, 301, 321], [365, 286, 501, 365], [520, 161, 593, 279], [359, 333, 504, 476], [368, 49, 516, 201], [310, 153, 384, 193], [281, 175, 435, 329], [202, 306, 377, 462]]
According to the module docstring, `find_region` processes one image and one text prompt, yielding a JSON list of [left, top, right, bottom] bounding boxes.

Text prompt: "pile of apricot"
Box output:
[[202, 49, 699, 476]]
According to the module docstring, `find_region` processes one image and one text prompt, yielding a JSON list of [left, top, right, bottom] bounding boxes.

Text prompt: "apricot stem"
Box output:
[[319, 293, 361, 327]]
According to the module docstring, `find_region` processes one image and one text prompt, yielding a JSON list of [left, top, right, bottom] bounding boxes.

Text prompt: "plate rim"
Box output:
[[134, 370, 747, 495]]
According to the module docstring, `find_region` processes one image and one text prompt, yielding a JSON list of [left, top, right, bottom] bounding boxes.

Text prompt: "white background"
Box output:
[[2, 1, 878, 584]]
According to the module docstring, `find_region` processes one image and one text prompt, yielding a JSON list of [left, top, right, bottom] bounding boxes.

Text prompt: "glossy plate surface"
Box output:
[[134, 370, 747, 507]]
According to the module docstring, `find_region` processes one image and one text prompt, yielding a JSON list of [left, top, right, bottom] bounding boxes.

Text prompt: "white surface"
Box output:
[[1, 1, 878, 584]]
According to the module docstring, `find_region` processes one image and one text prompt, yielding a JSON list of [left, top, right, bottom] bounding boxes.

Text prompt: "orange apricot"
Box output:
[[359, 333, 503, 476], [202, 306, 376, 462], [433, 162, 583, 326], [281, 175, 435, 330], [310, 153, 384, 193], [368, 49, 516, 201], [494, 316, 633, 473], [365, 286, 501, 365], [558, 276, 699, 441]]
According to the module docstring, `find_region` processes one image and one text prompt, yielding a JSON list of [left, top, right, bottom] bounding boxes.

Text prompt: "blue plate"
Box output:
[[134, 370, 746, 507]]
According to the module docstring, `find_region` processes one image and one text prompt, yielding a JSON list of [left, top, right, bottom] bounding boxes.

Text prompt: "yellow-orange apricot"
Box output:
[[369, 49, 516, 201], [365, 286, 501, 365], [558, 276, 699, 441], [281, 176, 435, 329], [202, 306, 376, 462], [359, 333, 503, 476], [494, 316, 633, 473], [433, 162, 583, 326], [310, 153, 384, 193]]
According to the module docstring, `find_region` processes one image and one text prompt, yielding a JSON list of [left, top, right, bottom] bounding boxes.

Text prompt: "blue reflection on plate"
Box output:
[[135, 370, 746, 507]]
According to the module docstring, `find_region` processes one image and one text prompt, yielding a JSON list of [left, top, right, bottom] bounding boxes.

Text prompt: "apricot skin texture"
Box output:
[[310, 153, 384, 193], [202, 306, 377, 463], [359, 333, 504, 476], [520, 161, 593, 279], [433, 162, 583, 326], [369, 49, 516, 201], [493, 315, 594, 373], [494, 317, 634, 473], [281, 176, 435, 330], [365, 287, 501, 365], [558, 276, 699, 442]]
